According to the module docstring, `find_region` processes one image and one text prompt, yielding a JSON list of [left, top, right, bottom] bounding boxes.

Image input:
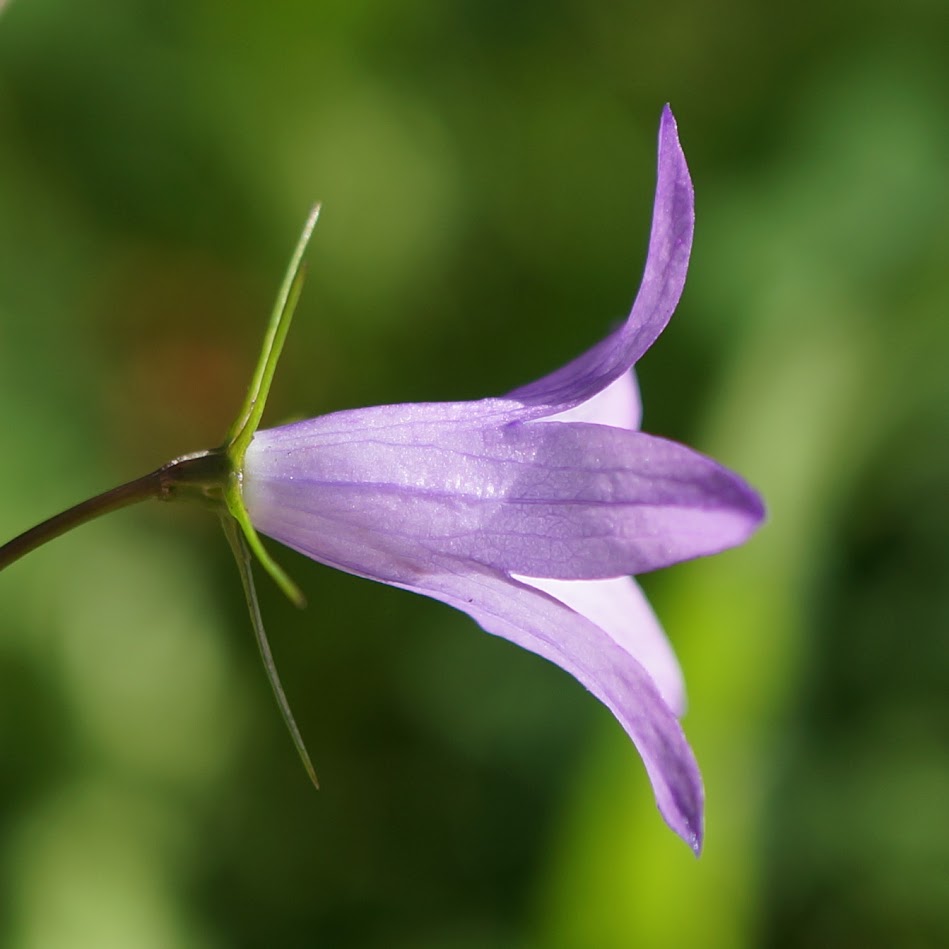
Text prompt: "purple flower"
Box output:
[[240, 106, 764, 853]]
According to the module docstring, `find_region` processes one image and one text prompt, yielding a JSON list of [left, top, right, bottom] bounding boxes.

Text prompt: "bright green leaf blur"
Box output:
[[1, 2, 947, 947]]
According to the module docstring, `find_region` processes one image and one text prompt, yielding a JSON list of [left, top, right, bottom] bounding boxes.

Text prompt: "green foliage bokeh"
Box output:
[[1, 1, 947, 946]]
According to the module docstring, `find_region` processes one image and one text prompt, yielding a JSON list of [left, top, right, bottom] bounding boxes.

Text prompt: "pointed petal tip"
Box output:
[[693, 464, 767, 558], [662, 796, 704, 856], [688, 827, 704, 857], [734, 480, 768, 541], [698, 488, 767, 563], [657, 766, 705, 855], [657, 103, 692, 213], [659, 104, 685, 160], [750, 490, 767, 528]]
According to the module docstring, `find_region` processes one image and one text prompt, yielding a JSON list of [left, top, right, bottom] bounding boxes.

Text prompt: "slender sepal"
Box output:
[[222, 205, 321, 607], [226, 204, 321, 455], [221, 514, 319, 790]]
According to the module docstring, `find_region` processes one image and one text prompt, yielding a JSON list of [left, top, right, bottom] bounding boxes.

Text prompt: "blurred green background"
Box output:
[[1, 0, 947, 946]]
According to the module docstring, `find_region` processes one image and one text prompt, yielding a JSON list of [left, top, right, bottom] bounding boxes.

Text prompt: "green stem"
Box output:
[[0, 209, 323, 794], [0, 450, 229, 572]]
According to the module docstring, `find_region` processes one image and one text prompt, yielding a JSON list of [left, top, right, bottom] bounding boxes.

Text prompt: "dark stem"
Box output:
[[0, 449, 231, 572]]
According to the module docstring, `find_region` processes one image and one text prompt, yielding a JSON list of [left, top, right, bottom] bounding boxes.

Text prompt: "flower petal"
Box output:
[[545, 369, 642, 430], [519, 574, 686, 715], [244, 513, 702, 850], [394, 566, 703, 850], [508, 105, 694, 416], [244, 412, 764, 581]]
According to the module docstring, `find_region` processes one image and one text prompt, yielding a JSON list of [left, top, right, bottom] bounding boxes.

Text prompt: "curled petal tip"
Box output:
[[505, 105, 694, 416], [687, 827, 703, 857], [664, 800, 703, 855], [663, 798, 704, 856]]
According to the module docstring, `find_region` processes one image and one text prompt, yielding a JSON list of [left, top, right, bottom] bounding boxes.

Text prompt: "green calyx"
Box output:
[[0, 205, 322, 789], [217, 204, 322, 789], [167, 205, 322, 789], [221, 204, 321, 610]]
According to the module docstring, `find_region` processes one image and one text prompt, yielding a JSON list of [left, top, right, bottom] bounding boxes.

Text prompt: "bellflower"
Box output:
[[239, 106, 764, 852], [0, 106, 763, 854]]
